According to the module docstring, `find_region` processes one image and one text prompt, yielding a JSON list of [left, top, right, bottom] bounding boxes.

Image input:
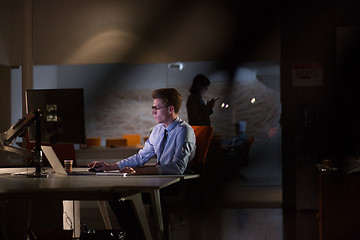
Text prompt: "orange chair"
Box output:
[[122, 134, 141, 147], [191, 126, 213, 164], [86, 137, 101, 147], [164, 126, 214, 232], [186, 126, 213, 173], [248, 137, 255, 149], [105, 138, 127, 148]]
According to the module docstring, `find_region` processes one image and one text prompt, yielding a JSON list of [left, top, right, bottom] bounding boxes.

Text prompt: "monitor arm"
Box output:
[[0, 109, 46, 177]]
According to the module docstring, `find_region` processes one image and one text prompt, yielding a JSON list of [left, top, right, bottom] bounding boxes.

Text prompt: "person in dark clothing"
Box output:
[[186, 74, 217, 126]]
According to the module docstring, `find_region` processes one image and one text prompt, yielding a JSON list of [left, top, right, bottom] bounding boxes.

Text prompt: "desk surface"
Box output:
[[0, 167, 180, 200], [0, 167, 198, 240], [0, 167, 183, 240]]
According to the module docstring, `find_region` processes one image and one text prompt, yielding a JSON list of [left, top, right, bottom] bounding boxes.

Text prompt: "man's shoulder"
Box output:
[[169, 118, 194, 135], [176, 120, 195, 138], [177, 118, 192, 129]]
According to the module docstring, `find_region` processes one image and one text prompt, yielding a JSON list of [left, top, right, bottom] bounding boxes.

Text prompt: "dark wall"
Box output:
[[0, 65, 10, 131], [335, 28, 360, 156], [281, 4, 360, 210]]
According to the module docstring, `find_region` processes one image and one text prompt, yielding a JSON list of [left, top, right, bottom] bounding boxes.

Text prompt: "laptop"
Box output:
[[41, 146, 127, 176], [41, 146, 95, 175]]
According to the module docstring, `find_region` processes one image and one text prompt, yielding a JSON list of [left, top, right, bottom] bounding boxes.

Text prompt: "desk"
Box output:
[[319, 173, 360, 240], [0, 168, 181, 240]]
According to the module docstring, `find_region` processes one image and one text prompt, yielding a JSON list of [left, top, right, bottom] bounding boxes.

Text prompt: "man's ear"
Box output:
[[168, 105, 175, 114]]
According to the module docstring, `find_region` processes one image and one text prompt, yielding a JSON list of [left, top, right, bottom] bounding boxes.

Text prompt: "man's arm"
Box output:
[[88, 161, 120, 171], [116, 136, 156, 170], [120, 166, 159, 175]]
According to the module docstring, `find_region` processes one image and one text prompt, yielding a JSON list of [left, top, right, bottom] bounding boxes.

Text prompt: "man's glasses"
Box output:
[[152, 106, 168, 111]]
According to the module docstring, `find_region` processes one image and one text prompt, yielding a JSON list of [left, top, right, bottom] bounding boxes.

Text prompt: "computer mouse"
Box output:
[[88, 167, 103, 172]]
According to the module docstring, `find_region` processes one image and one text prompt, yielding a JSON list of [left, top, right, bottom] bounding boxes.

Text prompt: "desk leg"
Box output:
[[97, 200, 112, 230], [126, 193, 153, 240], [149, 189, 164, 240], [63, 200, 80, 238]]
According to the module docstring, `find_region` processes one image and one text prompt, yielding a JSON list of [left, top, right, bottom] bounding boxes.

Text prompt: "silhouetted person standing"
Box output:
[[186, 74, 217, 126]]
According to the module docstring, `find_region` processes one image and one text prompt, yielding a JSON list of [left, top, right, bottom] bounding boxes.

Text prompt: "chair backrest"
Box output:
[[86, 137, 102, 147], [191, 126, 213, 164], [122, 134, 141, 147], [105, 138, 127, 148], [248, 137, 255, 149]]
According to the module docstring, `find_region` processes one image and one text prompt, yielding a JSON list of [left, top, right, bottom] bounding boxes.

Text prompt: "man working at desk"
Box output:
[[88, 88, 196, 175], [89, 88, 196, 239]]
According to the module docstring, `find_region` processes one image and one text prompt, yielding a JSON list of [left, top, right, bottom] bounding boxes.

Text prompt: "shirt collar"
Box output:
[[163, 117, 179, 132]]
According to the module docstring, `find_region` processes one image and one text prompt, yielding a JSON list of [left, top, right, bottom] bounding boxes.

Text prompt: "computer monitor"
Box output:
[[25, 88, 86, 144]]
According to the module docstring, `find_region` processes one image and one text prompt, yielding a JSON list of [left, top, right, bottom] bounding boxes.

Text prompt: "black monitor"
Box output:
[[25, 88, 86, 144]]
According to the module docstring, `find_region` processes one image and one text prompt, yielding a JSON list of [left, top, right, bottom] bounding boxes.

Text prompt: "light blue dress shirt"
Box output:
[[116, 118, 196, 174]]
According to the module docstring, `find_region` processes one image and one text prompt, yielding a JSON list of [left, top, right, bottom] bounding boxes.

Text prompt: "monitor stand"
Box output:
[[27, 116, 48, 178]]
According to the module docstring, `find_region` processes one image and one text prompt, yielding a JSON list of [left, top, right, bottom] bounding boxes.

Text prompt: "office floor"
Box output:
[[166, 176, 318, 240]]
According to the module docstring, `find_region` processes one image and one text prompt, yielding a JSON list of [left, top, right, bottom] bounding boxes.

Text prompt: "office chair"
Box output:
[[186, 126, 214, 174], [223, 136, 255, 181], [164, 126, 214, 234], [85, 137, 101, 148], [122, 134, 142, 147], [105, 138, 127, 148]]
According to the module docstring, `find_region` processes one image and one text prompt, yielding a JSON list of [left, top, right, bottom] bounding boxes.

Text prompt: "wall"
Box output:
[[0, 1, 10, 65], [0, 65, 17, 166], [0, 0, 21, 66], [11, 67, 22, 124], [32, 0, 235, 65], [1, 0, 280, 67], [281, 4, 360, 210], [281, 6, 337, 210], [0, 65, 10, 131]]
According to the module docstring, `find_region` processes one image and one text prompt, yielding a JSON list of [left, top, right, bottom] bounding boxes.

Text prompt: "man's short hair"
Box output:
[[152, 88, 182, 114]]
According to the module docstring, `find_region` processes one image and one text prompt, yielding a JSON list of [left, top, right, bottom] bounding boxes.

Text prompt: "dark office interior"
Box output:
[[1, 1, 360, 239]]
